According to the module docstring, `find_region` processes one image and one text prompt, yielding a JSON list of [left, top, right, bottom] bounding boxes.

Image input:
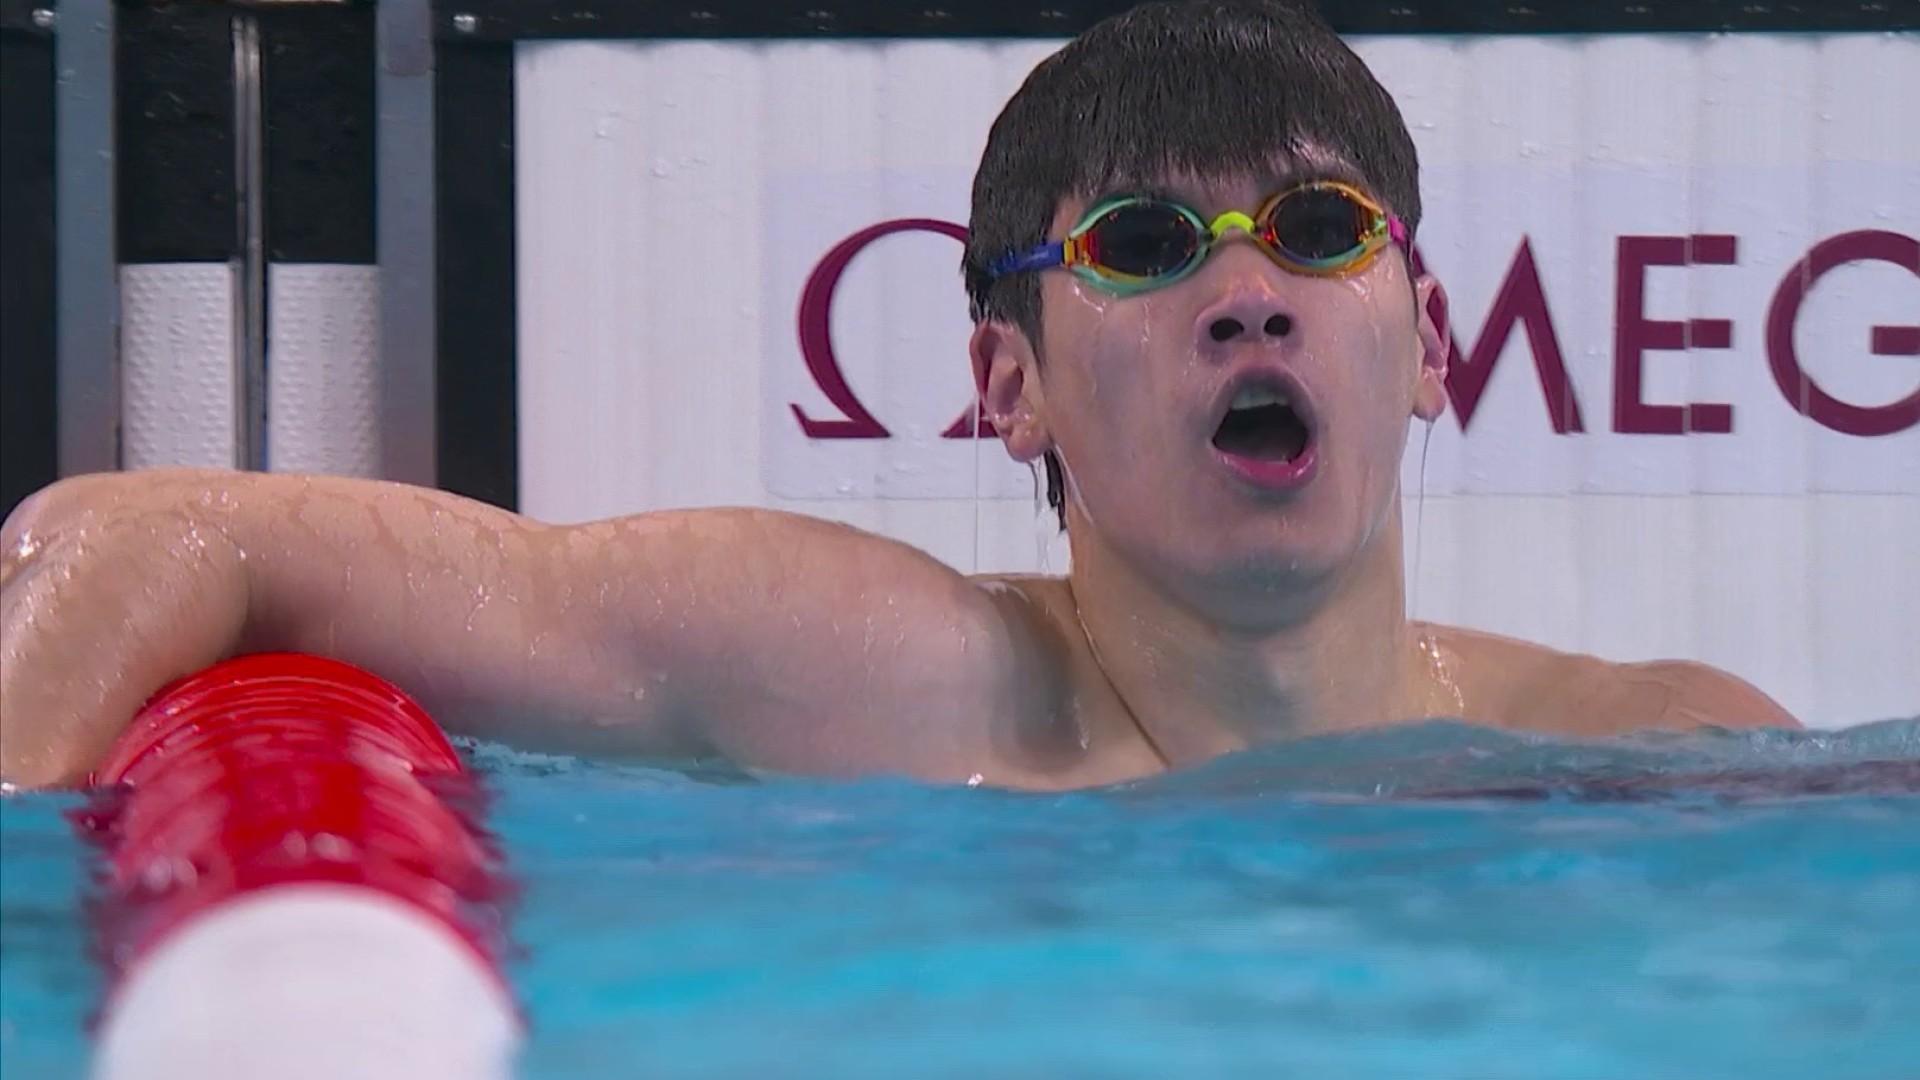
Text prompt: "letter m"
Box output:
[[1415, 238, 1585, 434]]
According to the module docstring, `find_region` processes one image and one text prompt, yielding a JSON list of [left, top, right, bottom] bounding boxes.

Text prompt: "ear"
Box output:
[[970, 320, 1052, 464], [1411, 273, 1451, 422]]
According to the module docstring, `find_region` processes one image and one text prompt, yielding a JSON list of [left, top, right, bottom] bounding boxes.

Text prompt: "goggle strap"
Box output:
[[988, 241, 1066, 279]]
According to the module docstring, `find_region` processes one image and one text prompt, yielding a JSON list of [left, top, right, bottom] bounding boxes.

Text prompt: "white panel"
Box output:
[[516, 36, 1920, 728], [120, 263, 236, 470], [267, 264, 381, 476], [516, 42, 768, 522]]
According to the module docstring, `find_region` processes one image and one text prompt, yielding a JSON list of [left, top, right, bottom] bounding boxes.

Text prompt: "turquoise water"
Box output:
[[5, 719, 1919, 1078]]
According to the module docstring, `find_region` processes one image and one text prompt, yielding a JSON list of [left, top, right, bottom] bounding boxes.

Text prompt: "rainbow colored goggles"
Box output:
[[987, 180, 1408, 296]]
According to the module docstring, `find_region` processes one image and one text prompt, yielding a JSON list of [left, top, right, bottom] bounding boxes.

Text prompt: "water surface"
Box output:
[[5, 719, 1917, 1078]]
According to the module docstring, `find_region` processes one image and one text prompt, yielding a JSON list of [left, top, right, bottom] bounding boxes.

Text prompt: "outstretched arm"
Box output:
[[2, 469, 1037, 787]]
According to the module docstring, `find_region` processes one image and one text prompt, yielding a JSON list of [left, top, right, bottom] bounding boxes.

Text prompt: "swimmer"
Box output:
[[0, 0, 1797, 790]]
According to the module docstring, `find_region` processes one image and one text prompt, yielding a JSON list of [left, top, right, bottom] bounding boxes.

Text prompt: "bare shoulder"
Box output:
[[1419, 623, 1802, 735], [1606, 658, 1802, 731]]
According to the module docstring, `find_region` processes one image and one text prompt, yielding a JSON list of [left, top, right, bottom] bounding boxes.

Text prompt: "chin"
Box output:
[[1076, 466, 1388, 598], [1195, 498, 1384, 592], [1118, 526, 1337, 623]]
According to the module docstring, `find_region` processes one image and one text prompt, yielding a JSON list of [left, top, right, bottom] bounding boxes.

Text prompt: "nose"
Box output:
[[1190, 238, 1298, 347], [1194, 286, 1296, 348]]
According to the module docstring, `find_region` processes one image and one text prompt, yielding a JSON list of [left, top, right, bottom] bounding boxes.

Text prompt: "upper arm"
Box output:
[[311, 502, 1033, 781], [576, 509, 1037, 782]]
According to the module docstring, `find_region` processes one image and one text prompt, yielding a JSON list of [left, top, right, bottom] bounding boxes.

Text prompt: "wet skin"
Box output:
[[0, 168, 1796, 790]]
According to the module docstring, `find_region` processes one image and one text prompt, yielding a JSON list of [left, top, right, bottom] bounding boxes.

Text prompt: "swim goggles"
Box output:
[[987, 180, 1408, 296]]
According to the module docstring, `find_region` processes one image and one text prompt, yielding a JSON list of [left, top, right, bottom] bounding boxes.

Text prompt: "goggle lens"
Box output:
[[1266, 184, 1379, 264], [1081, 201, 1204, 278]]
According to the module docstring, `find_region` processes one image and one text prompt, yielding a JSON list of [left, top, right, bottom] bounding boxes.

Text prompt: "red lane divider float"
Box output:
[[72, 653, 522, 1080]]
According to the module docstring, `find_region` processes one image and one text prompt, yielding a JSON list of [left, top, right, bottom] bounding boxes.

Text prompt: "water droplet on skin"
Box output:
[[464, 586, 491, 631], [1417, 633, 1466, 715]]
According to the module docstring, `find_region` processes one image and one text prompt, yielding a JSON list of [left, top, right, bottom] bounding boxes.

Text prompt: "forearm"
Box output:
[[1, 468, 573, 784]]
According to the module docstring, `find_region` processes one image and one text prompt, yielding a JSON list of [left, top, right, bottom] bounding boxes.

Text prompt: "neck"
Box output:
[[1065, 510, 1427, 765]]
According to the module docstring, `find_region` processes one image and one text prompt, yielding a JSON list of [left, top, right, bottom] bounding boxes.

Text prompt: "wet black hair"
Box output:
[[962, 0, 1423, 530]]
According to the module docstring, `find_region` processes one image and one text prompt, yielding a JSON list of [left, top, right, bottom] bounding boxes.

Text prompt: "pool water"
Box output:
[[5, 719, 1918, 1078]]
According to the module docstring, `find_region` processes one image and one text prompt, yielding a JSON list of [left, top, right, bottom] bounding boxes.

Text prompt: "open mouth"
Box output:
[[1211, 385, 1312, 463], [1207, 374, 1320, 491]]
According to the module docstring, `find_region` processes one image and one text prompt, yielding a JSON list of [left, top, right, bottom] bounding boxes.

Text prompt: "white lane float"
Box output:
[[78, 653, 521, 1080]]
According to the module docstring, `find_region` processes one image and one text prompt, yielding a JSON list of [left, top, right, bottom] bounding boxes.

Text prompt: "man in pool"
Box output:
[[0, 0, 1797, 790]]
